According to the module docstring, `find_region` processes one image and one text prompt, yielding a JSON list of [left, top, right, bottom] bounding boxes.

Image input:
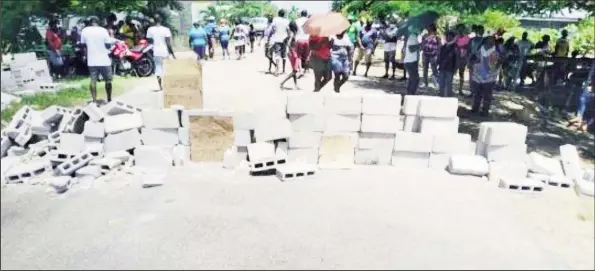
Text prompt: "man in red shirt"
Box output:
[[46, 20, 64, 78], [309, 35, 333, 92]]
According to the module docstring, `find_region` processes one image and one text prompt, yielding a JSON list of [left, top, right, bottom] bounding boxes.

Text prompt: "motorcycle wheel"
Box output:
[[135, 56, 154, 77]]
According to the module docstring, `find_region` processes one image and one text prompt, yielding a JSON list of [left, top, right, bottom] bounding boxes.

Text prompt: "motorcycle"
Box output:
[[110, 38, 154, 77]]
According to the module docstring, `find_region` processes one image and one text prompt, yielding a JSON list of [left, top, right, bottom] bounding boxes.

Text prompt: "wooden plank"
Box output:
[[188, 115, 234, 162]]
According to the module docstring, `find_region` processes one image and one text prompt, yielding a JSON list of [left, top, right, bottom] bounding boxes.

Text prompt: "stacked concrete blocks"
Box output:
[[475, 122, 529, 182], [356, 94, 401, 165], [286, 93, 324, 164], [247, 142, 286, 173], [392, 131, 432, 169]]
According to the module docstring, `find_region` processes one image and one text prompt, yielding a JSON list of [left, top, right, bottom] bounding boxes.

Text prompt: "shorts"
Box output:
[[288, 49, 301, 72], [355, 47, 372, 64], [47, 50, 63, 66], [384, 51, 396, 63], [331, 57, 350, 75], [221, 40, 229, 49], [273, 42, 286, 59], [193, 45, 205, 59], [153, 56, 165, 77], [296, 40, 310, 62], [89, 66, 112, 83]]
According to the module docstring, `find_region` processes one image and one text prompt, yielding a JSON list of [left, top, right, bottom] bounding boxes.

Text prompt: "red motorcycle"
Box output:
[[110, 38, 154, 77]]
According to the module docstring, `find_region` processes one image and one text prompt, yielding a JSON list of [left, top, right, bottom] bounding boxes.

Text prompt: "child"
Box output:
[[280, 21, 301, 90]]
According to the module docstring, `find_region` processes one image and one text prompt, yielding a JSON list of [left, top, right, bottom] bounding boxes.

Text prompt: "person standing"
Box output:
[[553, 29, 570, 83], [403, 26, 421, 95], [294, 10, 310, 75], [353, 21, 378, 77], [263, 16, 277, 73], [146, 14, 175, 91], [502, 37, 520, 91], [345, 15, 362, 72], [218, 19, 231, 60], [280, 21, 301, 90], [188, 22, 208, 61], [455, 24, 470, 95], [466, 25, 485, 94], [381, 18, 398, 79], [80, 16, 114, 104], [231, 20, 247, 60], [119, 16, 138, 47], [421, 24, 440, 89], [516, 32, 534, 88], [204, 16, 217, 59], [469, 36, 500, 117], [46, 20, 64, 79], [437, 31, 459, 97], [248, 24, 256, 53], [330, 30, 354, 93], [309, 35, 333, 92], [269, 9, 291, 75]]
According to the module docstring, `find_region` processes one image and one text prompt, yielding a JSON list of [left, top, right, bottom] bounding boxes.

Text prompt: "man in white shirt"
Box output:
[[269, 9, 291, 75], [146, 14, 176, 91], [80, 16, 113, 104], [403, 26, 421, 94], [294, 10, 310, 74]]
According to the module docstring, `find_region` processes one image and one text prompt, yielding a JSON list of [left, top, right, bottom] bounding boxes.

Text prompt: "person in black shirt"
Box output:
[[437, 31, 459, 97]]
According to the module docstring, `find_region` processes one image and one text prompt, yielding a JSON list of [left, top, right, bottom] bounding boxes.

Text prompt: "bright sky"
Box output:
[[273, 0, 332, 15]]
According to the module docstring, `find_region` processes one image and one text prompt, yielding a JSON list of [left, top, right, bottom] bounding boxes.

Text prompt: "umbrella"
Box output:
[[304, 12, 350, 37], [396, 11, 440, 37]]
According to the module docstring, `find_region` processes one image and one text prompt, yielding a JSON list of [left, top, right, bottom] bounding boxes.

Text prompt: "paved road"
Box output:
[[2, 49, 594, 270]]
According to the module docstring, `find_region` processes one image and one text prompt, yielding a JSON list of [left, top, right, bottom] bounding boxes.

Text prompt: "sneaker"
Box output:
[[381, 74, 389, 79]]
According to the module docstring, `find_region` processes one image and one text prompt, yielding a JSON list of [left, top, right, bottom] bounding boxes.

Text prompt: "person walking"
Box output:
[[231, 20, 247, 60], [218, 19, 231, 60], [330, 30, 354, 93], [421, 24, 440, 89], [309, 35, 333, 92], [188, 22, 208, 61], [46, 20, 65, 79], [404, 26, 421, 95], [437, 31, 459, 97], [346, 15, 362, 72], [269, 9, 291, 75], [248, 23, 256, 53], [294, 10, 310, 75], [146, 14, 176, 91], [381, 18, 398, 79], [353, 21, 378, 77], [204, 16, 217, 59], [263, 16, 277, 73], [80, 16, 114, 104], [455, 24, 470, 95], [469, 35, 500, 117], [280, 21, 301, 90]]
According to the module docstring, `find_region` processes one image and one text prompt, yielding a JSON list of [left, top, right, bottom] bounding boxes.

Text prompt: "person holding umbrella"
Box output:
[[404, 25, 421, 95]]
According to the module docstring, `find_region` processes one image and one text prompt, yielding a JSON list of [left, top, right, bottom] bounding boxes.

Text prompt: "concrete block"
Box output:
[[41, 105, 67, 125], [233, 129, 252, 147], [528, 152, 564, 176], [287, 148, 319, 164], [105, 150, 132, 163], [391, 151, 430, 168], [247, 142, 276, 162], [140, 128, 179, 146], [288, 114, 324, 132], [429, 153, 451, 171], [355, 148, 392, 165], [575, 178, 594, 197], [318, 134, 354, 169], [83, 102, 105, 121], [358, 133, 394, 150], [13, 122, 32, 146], [49, 150, 75, 165], [447, 154, 489, 176], [237, 146, 249, 161], [544, 175, 573, 188], [276, 141, 289, 154], [30, 111, 52, 136], [249, 152, 287, 172], [6, 117, 33, 146], [361, 93, 401, 116], [85, 142, 104, 158], [1, 157, 21, 184], [322, 132, 358, 148], [90, 158, 124, 174], [83, 121, 105, 139], [101, 100, 142, 115], [559, 144, 582, 180], [13, 52, 37, 64], [254, 116, 291, 142], [276, 163, 317, 182], [360, 115, 401, 134], [7, 146, 27, 157], [287, 92, 324, 114], [75, 165, 103, 178], [324, 114, 361, 132], [417, 97, 458, 118], [485, 144, 527, 162], [134, 145, 173, 169], [142, 109, 179, 129], [58, 133, 85, 154], [4, 160, 51, 183], [527, 172, 550, 183], [499, 177, 544, 192], [484, 123, 527, 146], [55, 151, 93, 176], [63, 107, 88, 134], [402, 95, 434, 115], [57, 112, 73, 133], [172, 144, 190, 166], [289, 131, 322, 149], [223, 148, 240, 169], [104, 112, 143, 134], [178, 127, 189, 146], [488, 161, 528, 182], [393, 131, 432, 153], [49, 176, 72, 194], [402, 115, 420, 132], [324, 94, 362, 114], [432, 133, 472, 154], [419, 117, 459, 135], [104, 129, 141, 153], [233, 111, 256, 130], [1, 136, 12, 158]]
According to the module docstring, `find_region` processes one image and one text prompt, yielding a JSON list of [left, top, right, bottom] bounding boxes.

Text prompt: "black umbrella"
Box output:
[[396, 11, 440, 37]]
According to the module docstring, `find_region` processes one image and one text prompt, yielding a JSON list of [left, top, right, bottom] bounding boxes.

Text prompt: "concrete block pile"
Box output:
[[1, 52, 57, 97], [1, 100, 190, 192]]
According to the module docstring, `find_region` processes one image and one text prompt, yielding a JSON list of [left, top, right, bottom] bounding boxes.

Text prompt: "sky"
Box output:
[[273, 1, 332, 15]]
